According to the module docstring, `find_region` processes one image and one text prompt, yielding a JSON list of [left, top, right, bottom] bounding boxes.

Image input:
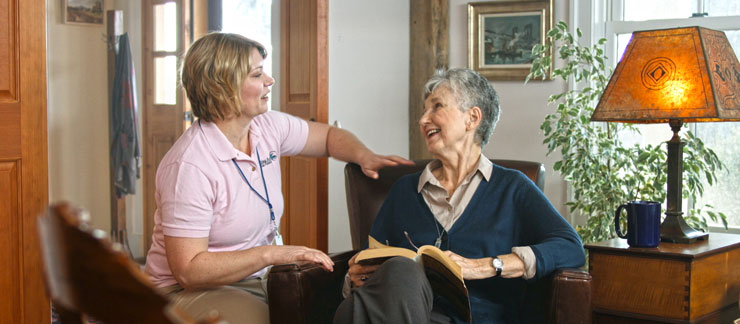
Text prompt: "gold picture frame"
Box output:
[[64, 0, 105, 25], [468, 0, 553, 81]]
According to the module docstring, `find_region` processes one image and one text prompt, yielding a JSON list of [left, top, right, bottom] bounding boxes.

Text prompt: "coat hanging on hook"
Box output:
[[110, 33, 141, 197]]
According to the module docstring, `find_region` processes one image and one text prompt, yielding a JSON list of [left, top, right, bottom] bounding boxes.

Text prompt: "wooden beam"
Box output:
[[409, 0, 449, 160]]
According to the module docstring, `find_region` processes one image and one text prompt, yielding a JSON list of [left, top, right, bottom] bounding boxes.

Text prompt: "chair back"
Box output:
[[344, 159, 545, 250], [38, 202, 204, 324]]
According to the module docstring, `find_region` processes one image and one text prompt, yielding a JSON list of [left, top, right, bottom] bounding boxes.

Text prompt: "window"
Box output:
[[152, 2, 178, 106], [592, 0, 740, 231]]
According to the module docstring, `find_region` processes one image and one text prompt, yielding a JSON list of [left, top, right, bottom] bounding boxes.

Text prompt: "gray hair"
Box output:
[[423, 68, 500, 146]]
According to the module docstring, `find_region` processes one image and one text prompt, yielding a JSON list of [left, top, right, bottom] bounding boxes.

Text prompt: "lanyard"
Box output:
[[232, 149, 282, 244]]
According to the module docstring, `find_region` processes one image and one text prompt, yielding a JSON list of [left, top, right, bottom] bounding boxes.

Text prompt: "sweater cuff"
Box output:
[[512, 246, 537, 279]]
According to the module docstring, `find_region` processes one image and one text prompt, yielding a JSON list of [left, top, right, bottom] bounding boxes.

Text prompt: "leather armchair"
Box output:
[[268, 160, 592, 324]]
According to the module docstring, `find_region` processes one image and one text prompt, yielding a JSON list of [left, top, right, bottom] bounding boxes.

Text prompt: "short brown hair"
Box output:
[[181, 33, 267, 122]]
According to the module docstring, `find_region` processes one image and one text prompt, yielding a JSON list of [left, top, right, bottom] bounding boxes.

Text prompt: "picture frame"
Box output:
[[64, 0, 105, 25], [468, 0, 553, 81]]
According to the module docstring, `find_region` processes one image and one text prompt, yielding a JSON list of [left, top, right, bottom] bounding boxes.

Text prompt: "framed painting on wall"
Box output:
[[64, 0, 105, 25], [468, 0, 553, 80]]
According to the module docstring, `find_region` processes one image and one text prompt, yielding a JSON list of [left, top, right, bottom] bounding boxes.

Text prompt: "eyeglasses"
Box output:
[[404, 230, 444, 250]]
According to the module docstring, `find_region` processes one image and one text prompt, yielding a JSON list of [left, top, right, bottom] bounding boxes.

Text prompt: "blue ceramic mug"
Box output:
[[615, 201, 661, 248]]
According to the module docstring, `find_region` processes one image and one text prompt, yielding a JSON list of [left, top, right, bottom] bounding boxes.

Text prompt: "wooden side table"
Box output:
[[586, 233, 740, 323]]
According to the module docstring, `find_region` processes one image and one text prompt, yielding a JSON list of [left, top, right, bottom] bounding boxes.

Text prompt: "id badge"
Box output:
[[274, 231, 284, 246]]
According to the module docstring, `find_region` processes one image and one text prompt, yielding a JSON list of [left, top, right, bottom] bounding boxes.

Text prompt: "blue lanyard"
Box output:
[[232, 149, 276, 225]]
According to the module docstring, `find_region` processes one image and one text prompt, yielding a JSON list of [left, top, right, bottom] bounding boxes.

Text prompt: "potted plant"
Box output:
[[526, 21, 727, 244]]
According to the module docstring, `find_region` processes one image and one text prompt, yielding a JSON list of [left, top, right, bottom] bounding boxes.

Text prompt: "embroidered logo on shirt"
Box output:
[[260, 151, 278, 167]]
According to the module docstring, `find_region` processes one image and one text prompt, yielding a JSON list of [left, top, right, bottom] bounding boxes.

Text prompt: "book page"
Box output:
[[420, 253, 471, 322], [368, 235, 389, 249], [355, 242, 417, 265], [417, 245, 463, 281]]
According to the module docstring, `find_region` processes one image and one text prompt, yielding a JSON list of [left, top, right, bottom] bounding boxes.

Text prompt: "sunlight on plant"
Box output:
[[526, 21, 727, 245]]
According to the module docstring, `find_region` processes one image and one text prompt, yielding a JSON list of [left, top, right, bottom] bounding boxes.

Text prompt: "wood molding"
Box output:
[[279, 0, 328, 252], [17, 0, 50, 322], [409, 0, 449, 160]]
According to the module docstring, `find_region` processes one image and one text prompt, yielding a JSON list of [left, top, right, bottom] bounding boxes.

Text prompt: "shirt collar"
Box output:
[[198, 120, 256, 162], [417, 153, 493, 193]]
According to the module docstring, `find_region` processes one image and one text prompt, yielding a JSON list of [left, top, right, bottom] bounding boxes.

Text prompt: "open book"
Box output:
[[355, 236, 471, 322]]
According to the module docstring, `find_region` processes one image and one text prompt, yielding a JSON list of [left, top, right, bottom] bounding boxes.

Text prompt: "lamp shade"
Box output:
[[592, 26, 740, 123]]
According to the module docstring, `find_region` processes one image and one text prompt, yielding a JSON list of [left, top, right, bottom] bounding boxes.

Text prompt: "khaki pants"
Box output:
[[160, 277, 269, 324]]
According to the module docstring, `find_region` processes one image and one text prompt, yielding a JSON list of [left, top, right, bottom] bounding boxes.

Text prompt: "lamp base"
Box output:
[[661, 211, 708, 244]]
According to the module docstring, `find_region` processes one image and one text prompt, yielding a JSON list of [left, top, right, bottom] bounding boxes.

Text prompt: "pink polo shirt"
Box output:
[[144, 111, 308, 288]]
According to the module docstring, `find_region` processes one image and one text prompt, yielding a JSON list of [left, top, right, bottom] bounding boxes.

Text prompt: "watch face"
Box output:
[[493, 257, 503, 268]]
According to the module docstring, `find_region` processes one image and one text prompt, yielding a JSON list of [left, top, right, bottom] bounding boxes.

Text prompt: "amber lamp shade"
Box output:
[[592, 26, 740, 244]]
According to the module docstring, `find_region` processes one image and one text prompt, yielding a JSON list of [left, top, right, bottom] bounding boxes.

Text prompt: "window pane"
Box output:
[[623, 0, 693, 21], [154, 2, 177, 52], [154, 56, 177, 105], [695, 28, 740, 228], [694, 122, 740, 227], [725, 30, 740, 56], [616, 33, 632, 62], [706, 0, 740, 16]]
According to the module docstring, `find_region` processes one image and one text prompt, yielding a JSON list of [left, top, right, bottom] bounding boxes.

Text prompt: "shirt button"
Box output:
[[252, 167, 256, 171]]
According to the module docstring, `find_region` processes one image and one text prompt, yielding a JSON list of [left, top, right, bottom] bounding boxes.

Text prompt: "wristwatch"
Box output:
[[492, 257, 504, 277]]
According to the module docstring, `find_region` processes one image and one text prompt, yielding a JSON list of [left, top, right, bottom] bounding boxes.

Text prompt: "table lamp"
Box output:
[[592, 26, 740, 244]]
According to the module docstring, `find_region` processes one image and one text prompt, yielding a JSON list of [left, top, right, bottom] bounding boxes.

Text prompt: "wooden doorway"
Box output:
[[142, 0, 206, 253], [0, 0, 50, 322], [279, 0, 329, 251]]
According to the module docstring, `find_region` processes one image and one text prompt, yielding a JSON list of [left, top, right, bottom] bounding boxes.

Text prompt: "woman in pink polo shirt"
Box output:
[[143, 32, 411, 324]]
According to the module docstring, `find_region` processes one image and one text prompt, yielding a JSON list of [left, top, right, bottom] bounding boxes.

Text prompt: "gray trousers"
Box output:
[[333, 257, 452, 324]]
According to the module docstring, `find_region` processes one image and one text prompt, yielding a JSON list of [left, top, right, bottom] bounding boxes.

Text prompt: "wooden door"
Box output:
[[280, 0, 329, 251], [142, 0, 191, 253], [0, 0, 50, 322]]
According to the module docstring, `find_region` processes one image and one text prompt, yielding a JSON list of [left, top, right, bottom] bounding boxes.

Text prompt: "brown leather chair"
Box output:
[[38, 202, 222, 324], [268, 160, 592, 324]]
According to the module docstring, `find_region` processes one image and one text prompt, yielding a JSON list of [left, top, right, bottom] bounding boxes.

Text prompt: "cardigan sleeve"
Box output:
[[515, 176, 586, 280]]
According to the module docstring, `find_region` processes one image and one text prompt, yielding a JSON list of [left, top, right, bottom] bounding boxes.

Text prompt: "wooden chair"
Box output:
[[38, 202, 222, 324]]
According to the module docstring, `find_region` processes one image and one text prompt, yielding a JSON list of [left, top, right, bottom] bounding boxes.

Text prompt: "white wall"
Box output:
[[328, 1, 410, 252], [47, 0, 113, 232], [47, 0, 145, 257]]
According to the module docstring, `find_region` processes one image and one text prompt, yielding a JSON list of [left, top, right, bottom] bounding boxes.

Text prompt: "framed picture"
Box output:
[[64, 0, 105, 25], [468, 0, 553, 80]]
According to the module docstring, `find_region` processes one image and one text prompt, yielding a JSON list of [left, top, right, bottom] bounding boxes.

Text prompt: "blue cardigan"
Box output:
[[369, 164, 586, 324]]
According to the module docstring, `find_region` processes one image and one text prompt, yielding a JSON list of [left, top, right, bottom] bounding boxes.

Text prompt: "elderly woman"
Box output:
[[143, 33, 412, 324], [333, 68, 585, 324]]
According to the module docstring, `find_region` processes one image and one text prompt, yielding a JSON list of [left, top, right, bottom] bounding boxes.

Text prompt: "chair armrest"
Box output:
[[547, 268, 592, 324], [267, 250, 357, 324]]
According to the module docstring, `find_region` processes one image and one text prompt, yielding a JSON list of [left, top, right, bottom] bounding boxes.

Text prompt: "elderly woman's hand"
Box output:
[[347, 253, 381, 288], [358, 153, 414, 179], [445, 251, 526, 279], [444, 250, 497, 280]]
